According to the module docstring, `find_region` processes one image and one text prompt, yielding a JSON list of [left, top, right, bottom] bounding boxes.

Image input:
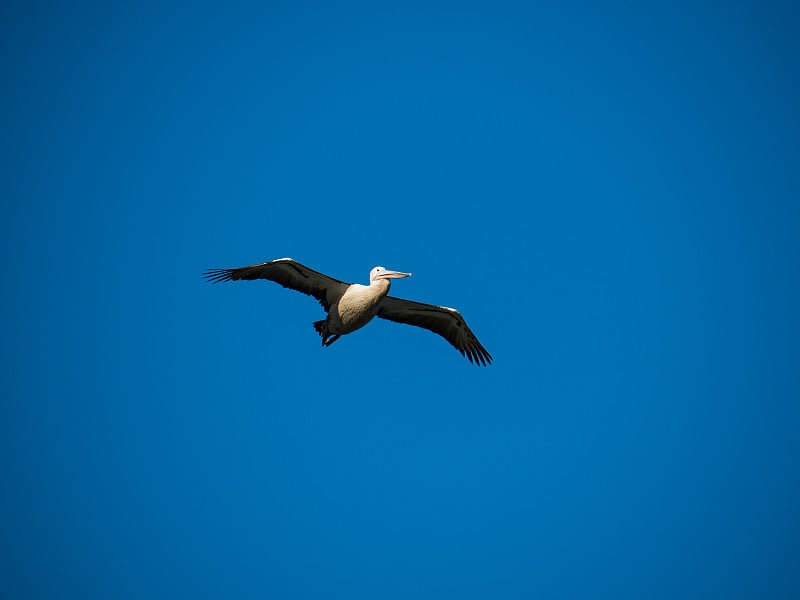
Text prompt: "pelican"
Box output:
[[204, 258, 492, 365]]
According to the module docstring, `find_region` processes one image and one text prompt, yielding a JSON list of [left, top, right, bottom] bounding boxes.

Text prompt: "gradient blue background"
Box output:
[[2, 1, 799, 598]]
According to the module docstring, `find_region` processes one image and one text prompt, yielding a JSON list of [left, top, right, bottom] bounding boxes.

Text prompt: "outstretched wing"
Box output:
[[377, 296, 492, 366], [204, 258, 350, 311]]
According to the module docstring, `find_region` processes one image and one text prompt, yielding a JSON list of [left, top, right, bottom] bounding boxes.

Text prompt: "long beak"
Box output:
[[379, 269, 412, 279]]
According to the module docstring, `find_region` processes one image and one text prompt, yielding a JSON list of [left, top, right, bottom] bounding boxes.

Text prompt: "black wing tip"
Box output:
[[204, 268, 234, 284], [471, 351, 490, 367], [461, 343, 492, 366]]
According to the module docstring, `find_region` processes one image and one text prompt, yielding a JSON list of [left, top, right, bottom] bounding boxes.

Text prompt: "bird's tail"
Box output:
[[313, 320, 325, 337], [313, 320, 340, 347]]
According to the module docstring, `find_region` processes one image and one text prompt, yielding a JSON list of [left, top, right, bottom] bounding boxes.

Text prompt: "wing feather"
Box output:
[[377, 296, 492, 366], [204, 258, 349, 311]]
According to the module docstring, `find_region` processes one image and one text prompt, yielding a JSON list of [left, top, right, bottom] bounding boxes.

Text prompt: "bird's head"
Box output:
[[370, 266, 412, 283]]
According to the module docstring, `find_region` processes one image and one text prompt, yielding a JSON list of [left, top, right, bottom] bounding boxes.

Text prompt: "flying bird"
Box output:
[[204, 258, 492, 365]]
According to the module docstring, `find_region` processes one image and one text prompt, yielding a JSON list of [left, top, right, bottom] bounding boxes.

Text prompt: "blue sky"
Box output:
[[2, 1, 799, 598]]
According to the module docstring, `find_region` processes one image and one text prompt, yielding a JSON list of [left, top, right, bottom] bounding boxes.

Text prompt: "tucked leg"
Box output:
[[323, 334, 341, 347]]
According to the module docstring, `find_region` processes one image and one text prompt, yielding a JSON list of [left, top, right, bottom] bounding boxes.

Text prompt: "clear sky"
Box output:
[[2, 1, 799, 598]]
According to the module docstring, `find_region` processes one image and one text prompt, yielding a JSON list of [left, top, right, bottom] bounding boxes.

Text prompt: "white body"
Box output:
[[327, 279, 391, 335]]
